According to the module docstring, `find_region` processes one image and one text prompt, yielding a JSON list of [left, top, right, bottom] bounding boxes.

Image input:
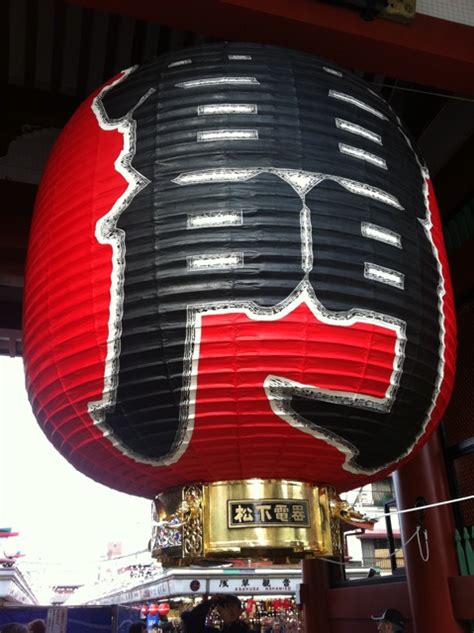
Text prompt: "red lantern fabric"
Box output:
[[157, 603, 170, 617], [23, 43, 456, 499], [148, 604, 159, 616]]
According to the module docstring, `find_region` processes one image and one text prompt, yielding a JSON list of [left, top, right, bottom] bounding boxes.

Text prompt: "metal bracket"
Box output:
[[381, 0, 416, 24]]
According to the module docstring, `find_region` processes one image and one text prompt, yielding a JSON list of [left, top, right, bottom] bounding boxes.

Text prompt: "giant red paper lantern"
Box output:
[[24, 43, 456, 504]]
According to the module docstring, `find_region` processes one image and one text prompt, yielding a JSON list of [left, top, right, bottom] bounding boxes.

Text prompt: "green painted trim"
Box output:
[[455, 529, 468, 576], [466, 527, 474, 575]]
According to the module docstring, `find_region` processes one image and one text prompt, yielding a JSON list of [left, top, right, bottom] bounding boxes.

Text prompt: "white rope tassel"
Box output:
[[417, 527, 430, 562]]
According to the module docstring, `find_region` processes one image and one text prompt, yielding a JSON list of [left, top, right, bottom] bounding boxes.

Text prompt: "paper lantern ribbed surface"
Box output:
[[24, 43, 456, 501]]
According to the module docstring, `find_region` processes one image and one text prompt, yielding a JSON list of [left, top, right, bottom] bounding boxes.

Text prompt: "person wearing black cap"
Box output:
[[371, 608, 405, 632]]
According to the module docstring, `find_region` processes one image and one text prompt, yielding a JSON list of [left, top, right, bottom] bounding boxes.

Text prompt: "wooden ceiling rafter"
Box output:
[[68, 0, 474, 95]]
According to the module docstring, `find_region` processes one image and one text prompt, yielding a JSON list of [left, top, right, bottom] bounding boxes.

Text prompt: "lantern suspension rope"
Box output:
[[379, 493, 474, 518]]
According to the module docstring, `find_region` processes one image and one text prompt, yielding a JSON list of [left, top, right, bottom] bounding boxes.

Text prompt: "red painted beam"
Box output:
[[68, 0, 474, 94], [301, 559, 330, 632], [327, 580, 410, 621], [449, 576, 474, 620]]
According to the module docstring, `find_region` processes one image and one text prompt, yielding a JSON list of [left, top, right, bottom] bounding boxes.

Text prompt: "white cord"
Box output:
[[319, 523, 431, 568], [379, 494, 474, 518], [318, 526, 421, 567], [401, 526, 420, 549], [317, 557, 348, 567], [373, 83, 474, 104]]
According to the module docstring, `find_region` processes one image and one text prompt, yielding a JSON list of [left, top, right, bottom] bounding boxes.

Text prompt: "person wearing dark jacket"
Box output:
[[181, 599, 214, 633], [181, 595, 249, 633]]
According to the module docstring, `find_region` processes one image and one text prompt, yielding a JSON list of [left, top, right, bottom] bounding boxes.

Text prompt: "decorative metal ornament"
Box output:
[[23, 43, 456, 563], [151, 479, 360, 565]]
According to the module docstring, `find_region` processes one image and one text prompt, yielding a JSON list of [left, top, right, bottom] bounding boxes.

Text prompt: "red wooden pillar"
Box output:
[[393, 431, 463, 633], [301, 558, 330, 632]]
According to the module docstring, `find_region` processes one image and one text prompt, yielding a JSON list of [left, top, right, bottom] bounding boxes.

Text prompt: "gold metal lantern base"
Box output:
[[150, 479, 373, 566]]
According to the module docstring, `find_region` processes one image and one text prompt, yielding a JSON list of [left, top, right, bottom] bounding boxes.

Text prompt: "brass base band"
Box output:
[[151, 479, 343, 566]]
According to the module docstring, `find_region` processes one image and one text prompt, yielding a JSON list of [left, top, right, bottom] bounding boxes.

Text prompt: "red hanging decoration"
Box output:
[[245, 599, 255, 614], [157, 603, 170, 617]]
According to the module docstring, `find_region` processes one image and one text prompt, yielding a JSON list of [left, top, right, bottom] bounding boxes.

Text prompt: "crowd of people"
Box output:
[[129, 595, 248, 633], [0, 599, 405, 633], [128, 597, 405, 632]]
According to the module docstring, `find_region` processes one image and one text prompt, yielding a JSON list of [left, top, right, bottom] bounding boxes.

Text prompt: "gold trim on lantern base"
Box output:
[[151, 479, 352, 566]]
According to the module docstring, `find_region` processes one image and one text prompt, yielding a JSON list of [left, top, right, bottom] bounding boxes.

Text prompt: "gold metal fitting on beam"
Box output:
[[381, 0, 416, 24]]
